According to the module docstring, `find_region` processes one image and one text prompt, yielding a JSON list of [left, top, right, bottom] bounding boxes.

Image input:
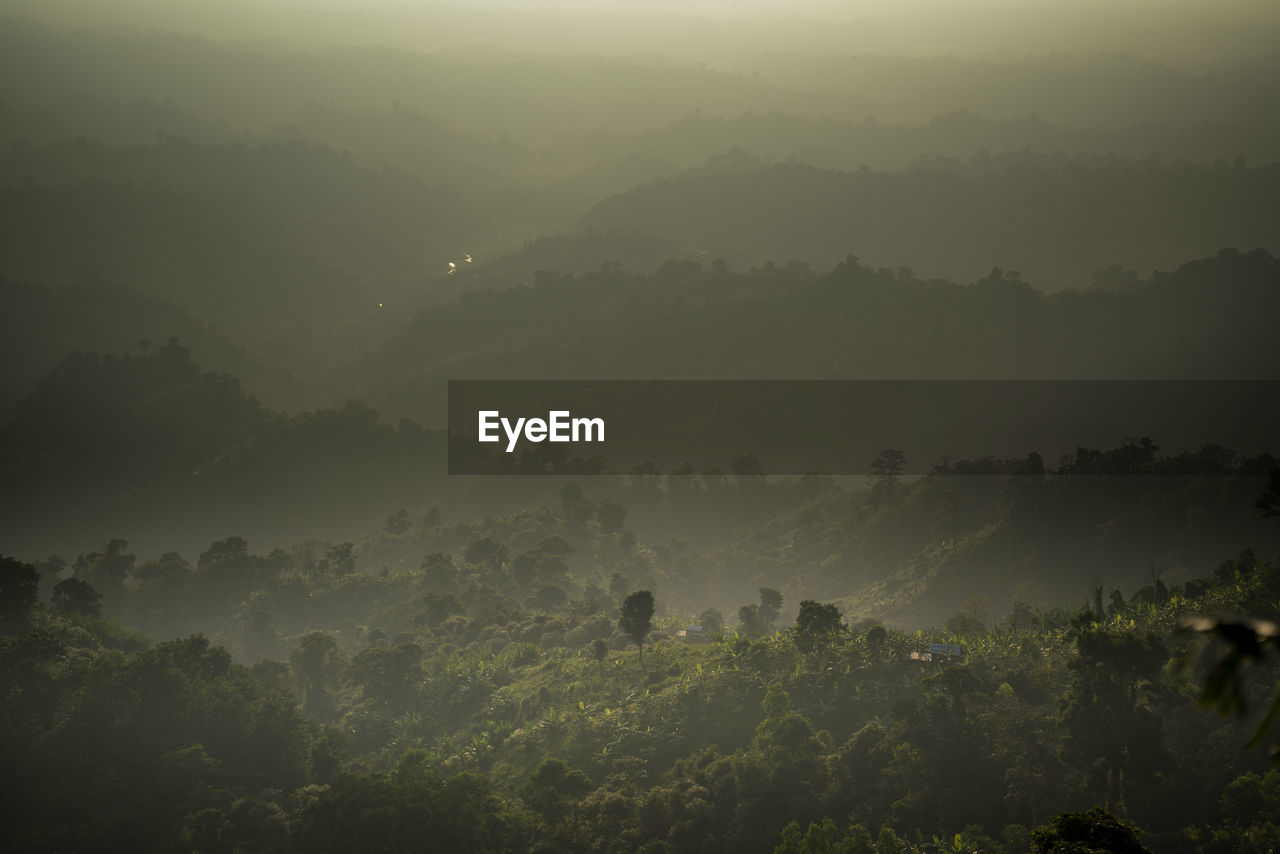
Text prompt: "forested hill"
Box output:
[[581, 152, 1280, 285], [3, 246, 1274, 558], [574, 108, 1280, 178], [0, 277, 310, 420], [5, 5, 1280, 853], [0, 136, 484, 329], [3, 511, 1280, 852], [0, 343, 446, 558], [3, 331, 1277, 627], [345, 247, 1280, 423]]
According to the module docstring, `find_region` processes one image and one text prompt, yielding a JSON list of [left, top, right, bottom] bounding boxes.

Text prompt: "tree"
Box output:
[[198, 536, 251, 573], [291, 755, 518, 853], [323, 542, 356, 576], [869, 448, 906, 479], [739, 588, 783, 636], [51, 576, 102, 618], [1031, 807, 1150, 853], [739, 604, 764, 636], [754, 683, 823, 765], [1059, 620, 1167, 812], [1259, 470, 1280, 518], [609, 572, 630, 602], [535, 584, 567, 611], [870, 448, 906, 503], [0, 555, 40, 633], [759, 588, 783, 624], [291, 631, 344, 720], [463, 537, 507, 569], [596, 498, 628, 534], [421, 552, 457, 593], [731, 452, 763, 477], [385, 509, 410, 534], [537, 536, 575, 558], [346, 642, 423, 710], [698, 608, 725, 637], [196, 536, 258, 609], [82, 538, 134, 593], [775, 818, 874, 854], [521, 758, 592, 829], [865, 624, 888, 658], [795, 600, 844, 652], [560, 481, 584, 511], [561, 482, 594, 528], [619, 591, 655, 667]]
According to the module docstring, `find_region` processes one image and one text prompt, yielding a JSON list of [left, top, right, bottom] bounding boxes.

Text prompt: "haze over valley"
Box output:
[[2, 3, 1279, 852]]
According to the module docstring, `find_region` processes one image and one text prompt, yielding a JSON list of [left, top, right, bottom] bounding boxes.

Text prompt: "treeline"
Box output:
[[353, 247, 1279, 422], [3, 245, 1275, 550], [3, 329, 1277, 618], [4, 16, 1279, 334], [13, 134, 1269, 359], [588, 109, 1280, 177], [12, 438, 1278, 684], [582, 153, 1280, 284]]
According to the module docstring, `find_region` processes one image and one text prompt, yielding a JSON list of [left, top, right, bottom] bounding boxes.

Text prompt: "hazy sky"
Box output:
[[6, 0, 1280, 71]]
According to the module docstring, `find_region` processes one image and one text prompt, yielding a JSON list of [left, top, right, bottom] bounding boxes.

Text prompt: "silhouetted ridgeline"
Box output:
[[583, 154, 1280, 284], [0, 342, 446, 557], [351, 248, 1279, 423]]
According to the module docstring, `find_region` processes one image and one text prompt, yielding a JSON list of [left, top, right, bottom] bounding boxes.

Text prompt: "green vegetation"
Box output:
[[2, 2, 1279, 849], [3, 508, 1280, 851]]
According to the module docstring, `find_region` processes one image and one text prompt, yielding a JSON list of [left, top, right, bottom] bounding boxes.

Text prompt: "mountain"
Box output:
[[0, 344, 447, 557], [0, 277, 310, 417], [343, 248, 1280, 424], [581, 152, 1280, 286], [0, 136, 486, 331]]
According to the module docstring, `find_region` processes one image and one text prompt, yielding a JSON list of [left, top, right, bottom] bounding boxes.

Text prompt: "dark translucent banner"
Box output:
[[447, 380, 1280, 475]]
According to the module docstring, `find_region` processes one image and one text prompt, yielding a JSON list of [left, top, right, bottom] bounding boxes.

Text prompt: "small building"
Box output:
[[676, 625, 712, 643], [929, 643, 966, 661], [907, 644, 967, 664]]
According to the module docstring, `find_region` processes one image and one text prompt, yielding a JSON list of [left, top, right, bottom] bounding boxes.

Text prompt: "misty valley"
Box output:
[[2, 2, 1280, 853]]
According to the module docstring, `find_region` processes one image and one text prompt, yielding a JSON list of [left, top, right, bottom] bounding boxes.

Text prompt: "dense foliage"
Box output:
[[4, 463, 1280, 851]]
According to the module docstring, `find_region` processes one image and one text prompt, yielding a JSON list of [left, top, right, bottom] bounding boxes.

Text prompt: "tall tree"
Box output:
[[869, 448, 906, 479], [290, 631, 344, 721], [794, 600, 844, 653], [739, 587, 784, 637], [619, 590, 654, 667], [759, 588, 783, 625], [870, 448, 906, 503], [51, 576, 102, 618], [698, 608, 725, 637], [1060, 619, 1168, 813]]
